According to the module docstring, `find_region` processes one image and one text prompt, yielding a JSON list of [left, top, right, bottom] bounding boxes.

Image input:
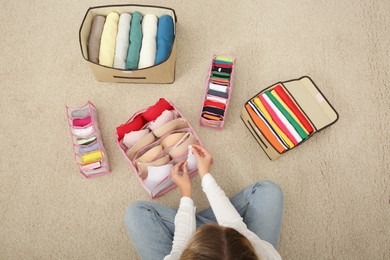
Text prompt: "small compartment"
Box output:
[[115, 98, 203, 198], [199, 54, 236, 130], [241, 76, 339, 160], [66, 101, 110, 178]]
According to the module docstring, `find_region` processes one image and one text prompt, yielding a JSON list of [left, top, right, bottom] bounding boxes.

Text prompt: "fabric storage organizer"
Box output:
[[66, 101, 110, 178], [116, 98, 203, 198], [199, 54, 236, 130], [241, 76, 339, 160], [79, 4, 177, 83]]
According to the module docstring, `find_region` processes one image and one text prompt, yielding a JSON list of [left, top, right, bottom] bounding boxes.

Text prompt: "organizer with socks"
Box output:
[[199, 54, 236, 130], [241, 76, 339, 160], [66, 101, 110, 177], [79, 4, 177, 83], [116, 98, 203, 198]]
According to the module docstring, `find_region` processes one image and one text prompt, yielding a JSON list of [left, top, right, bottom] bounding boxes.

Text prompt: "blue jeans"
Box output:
[[125, 180, 284, 260]]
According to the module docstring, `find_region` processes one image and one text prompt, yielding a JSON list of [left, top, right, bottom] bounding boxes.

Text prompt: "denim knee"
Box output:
[[125, 201, 150, 228], [254, 180, 284, 201]]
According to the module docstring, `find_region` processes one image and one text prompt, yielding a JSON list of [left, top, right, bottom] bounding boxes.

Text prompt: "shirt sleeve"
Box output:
[[202, 173, 282, 260], [164, 196, 196, 260]]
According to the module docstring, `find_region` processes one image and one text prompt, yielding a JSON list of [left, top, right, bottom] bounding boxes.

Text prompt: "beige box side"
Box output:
[[79, 5, 177, 83], [241, 107, 280, 160], [283, 77, 338, 130]]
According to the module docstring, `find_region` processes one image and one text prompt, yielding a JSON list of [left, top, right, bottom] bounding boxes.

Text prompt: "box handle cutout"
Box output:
[[113, 76, 147, 80]]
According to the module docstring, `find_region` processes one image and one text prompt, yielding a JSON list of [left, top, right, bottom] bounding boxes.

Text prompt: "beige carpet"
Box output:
[[0, 0, 389, 259]]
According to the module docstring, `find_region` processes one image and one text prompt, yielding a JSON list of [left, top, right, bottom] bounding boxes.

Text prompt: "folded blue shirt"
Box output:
[[155, 15, 174, 64]]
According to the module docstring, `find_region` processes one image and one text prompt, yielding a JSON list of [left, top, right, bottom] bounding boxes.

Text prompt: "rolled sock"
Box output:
[[126, 12, 143, 70], [209, 83, 228, 93], [113, 13, 132, 69], [78, 142, 99, 154], [99, 12, 119, 67], [88, 16, 106, 63], [72, 125, 94, 137], [155, 15, 174, 64], [73, 116, 92, 127], [71, 107, 90, 118], [81, 150, 102, 165], [138, 14, 158, 69]]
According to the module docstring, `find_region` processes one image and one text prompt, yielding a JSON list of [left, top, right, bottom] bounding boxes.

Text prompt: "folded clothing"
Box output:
[[203, 106, 225, 117], [202, 113, 223, 121], [155, 15, 175, 65], [126, 12, 143, 70], [73, 116, 92, 127], [76, 136, 97, 146], [209, 83, 228, 93], [99, 12, 119, 67], [207, 89, 229, 99], [142, 98, 174, 122], [204, 100, 226, 110], [78, 142, 100, 155], [138, 14, 158, 69], [81, 150, 102, 165], [114, 13, 132, 69], [88, 15, 106, 63], [72, 125, 94, 137]]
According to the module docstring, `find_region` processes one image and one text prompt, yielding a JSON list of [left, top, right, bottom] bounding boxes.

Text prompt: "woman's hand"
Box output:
[[171, 160, 192, 198], [191, 144, 212, 178]]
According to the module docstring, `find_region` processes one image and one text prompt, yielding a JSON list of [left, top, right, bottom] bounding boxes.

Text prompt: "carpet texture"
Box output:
[[0, 0, 389, 259]]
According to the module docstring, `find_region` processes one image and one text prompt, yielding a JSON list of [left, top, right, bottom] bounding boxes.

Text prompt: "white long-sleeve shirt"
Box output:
[[164, 173, 282, 260]]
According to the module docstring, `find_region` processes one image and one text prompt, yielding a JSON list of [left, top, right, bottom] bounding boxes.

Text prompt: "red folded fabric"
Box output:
[[212, 63, 233, 68], [273, 85, 314, 133], [204, 100, 226, 110], [142, 98, 174, 122], [73, 116, 92, 127], [116, 114, 145, 141]]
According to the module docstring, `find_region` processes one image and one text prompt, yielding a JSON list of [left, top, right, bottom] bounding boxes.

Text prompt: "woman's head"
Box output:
[[180, 224, 259, 260]]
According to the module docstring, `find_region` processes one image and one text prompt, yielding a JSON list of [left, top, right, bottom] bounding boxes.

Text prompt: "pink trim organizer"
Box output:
[[199, 54, 236, 130], [116, 98, 203, 198], [66, 101, 110, 178]]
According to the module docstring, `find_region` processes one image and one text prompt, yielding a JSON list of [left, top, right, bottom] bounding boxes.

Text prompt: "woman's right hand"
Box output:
[[191, 144, 212, 178]]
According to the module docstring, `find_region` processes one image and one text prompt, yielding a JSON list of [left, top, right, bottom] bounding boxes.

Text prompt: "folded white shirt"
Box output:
[[114, 13, 132, 69]]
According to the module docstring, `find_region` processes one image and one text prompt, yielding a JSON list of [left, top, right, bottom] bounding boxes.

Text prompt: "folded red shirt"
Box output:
[[142, 98, 174, 122], [204, 100, 226, 110]]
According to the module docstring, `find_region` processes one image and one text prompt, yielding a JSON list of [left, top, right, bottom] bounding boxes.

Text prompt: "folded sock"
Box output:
[[212, 65, 232, 74], [126, 12, 143, 70], [204, 100, 226, 109], [78, 143, 100, 154], [155, 15, 175, 64], [99, 12, 119, 67], [207, 89, 228, 99], [212, 62, 232, 68], [206, 95, 227, 104], [138, 14, 158, 69], [72, 125, 94, 137], [113, 13, 132, 69], [81, 161, 102, 171], [73, 116, 92, 127], [211, 71, 230, 79], [76, 136, 97, 146], [215, 56, 234, 63], [213, 60, 233, 65], [203, 106, 225, 116], [88, 16, 106, 63], [202, 113, 223, 121], [274, 85, 314, 133], [209, 83, 228, 93]]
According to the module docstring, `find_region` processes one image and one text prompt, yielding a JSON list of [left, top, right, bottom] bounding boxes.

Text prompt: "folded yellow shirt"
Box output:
[[253, 97, 294, 149], [81, 150, 102, 165], [99, 12, 119, 67], [270, 90, 310, 135]]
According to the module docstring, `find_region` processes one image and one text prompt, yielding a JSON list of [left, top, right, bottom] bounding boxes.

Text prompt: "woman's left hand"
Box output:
[[172, 160, 192, 198]]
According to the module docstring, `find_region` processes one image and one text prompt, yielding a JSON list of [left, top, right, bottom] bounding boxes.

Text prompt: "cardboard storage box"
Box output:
[[241, 76, 339, 160], [79, 4, 177, 83]]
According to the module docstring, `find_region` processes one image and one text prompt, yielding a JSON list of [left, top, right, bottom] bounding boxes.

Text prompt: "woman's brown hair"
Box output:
[[180, 224, 259, 260]]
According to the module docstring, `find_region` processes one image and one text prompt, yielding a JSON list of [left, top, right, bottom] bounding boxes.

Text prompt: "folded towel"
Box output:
[[114, 13, 132, 69], [155, 15, 174, 64], [88, 16, 106, 63], [138, 14, 158, 69], [99, 12, 119, 67], [126, 12, 143, 70]]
